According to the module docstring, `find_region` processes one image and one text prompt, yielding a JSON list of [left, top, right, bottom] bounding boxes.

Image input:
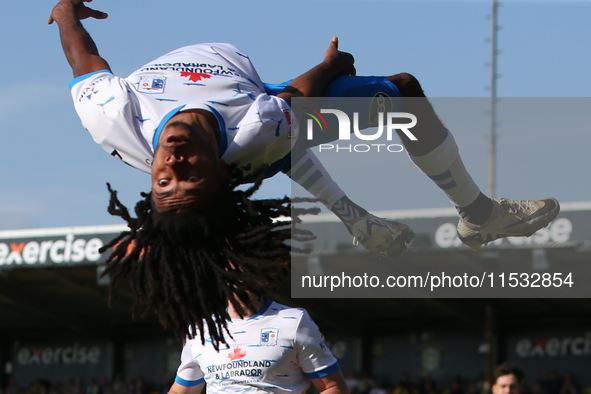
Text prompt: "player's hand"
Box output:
[[48, 0, 108, 25], [323, 37, 356, 77]]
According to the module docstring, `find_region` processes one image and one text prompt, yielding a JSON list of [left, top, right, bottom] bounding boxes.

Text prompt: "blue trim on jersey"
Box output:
[[69, 69, 112, 90], [263, 81, 293, 96], [247, 298, 272, 320], [152, 105, 226, 155], [205, 105, 227, 156], [153, 105, 186, 150], [175, 376, 205, 387], [305, 362, 340, 379]]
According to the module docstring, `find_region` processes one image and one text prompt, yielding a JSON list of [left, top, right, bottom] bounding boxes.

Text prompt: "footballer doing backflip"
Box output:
[[50, 0, 559, 351]]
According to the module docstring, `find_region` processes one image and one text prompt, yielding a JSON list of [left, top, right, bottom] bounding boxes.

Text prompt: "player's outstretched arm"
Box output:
[[277, 37, 355, 105], [48, 0, 110, 78], [310, 370, 350, 394]]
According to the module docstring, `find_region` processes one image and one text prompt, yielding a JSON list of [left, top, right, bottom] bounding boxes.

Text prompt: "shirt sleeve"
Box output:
[[70, 70, 154, 173], [221, 94, 298, 173], [175, 340, 205, 387], [295, 310, 340, 379]]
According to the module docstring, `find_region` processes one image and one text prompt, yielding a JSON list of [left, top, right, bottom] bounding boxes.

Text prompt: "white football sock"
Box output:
[[287, 149, 345, 209], [408, 131, 481, 208]]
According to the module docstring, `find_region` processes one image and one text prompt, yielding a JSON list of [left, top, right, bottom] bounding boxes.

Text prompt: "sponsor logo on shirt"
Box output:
[[180, 72, 212, 83], [283, 109, 297, 139], [319, 333, 327, 350], [139, 63, 243, 78], [227, 347, 247, 361], [78, 76, 108, 102]]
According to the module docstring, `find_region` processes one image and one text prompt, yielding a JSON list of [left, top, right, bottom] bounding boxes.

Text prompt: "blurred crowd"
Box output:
[[341, 370, 589, 394], [0, 375, 170, 394], [0, 370, 588, 394]]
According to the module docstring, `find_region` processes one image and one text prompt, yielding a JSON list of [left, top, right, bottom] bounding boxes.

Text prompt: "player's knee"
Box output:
[[387, 73, 425, 97]]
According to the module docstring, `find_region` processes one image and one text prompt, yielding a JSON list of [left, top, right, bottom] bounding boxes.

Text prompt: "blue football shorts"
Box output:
[[263, 75, 400, 98], [260, 76, 402, 178]]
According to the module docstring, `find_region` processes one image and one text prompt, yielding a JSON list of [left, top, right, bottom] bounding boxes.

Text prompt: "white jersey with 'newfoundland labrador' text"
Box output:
[[70, 43, 296, 175], [175, 300, 339, 393]]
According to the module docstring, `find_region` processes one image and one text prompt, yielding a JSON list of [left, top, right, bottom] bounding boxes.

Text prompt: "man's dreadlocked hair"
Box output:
[[99, 168, 317, 351]]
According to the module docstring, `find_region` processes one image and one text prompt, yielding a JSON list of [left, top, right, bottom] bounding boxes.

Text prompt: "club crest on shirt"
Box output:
[[260, 328, 279, 346], [138, 75, 166, 94]]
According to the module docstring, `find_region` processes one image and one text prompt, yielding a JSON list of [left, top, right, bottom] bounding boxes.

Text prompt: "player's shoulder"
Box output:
[[70, 69, 117, 93], [264, 301, 308, 322]]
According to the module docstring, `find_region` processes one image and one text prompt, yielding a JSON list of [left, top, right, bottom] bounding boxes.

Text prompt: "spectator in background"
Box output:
[[133, 377, 143, 394], [492, 362, 525, 394], [345, 372, 361, 394], [73, 379, 85, 394], [62, 380, 74, 394], [158, 379, 169, 394], [393, 382, 411, 394], [420, 376, 441, 394], [5, 379, 19, 394], [124, 378, 134, 394], [446, 377, 465, 394], [531, 382, 547, 394], [98, 378, 108, 394], [359, 372, 376, 394], [86, 379, 99, 394], [48, 380, 61, 394], [28, 380, 45, 394], [423, 380, 440, 394], [540, 371, 563, 394], [465, 380, 480, 394], [559, 374, 579, 394], [112, 375, 123, 394], [101, 384, 114, 394], [400, 373, 417, 392], [369, 382, 388, 394]]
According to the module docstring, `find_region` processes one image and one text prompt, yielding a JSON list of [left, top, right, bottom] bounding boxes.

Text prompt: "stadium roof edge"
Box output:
[[0, 201, 588, 237], [301, 200, 591, 223]]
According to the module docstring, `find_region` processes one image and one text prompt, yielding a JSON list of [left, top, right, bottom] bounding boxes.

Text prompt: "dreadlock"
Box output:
[[99, 168, 317, 351]]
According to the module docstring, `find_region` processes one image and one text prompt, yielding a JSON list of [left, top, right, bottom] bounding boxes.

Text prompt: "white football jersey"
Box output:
[[70, 43, 297, 174], [175, 300, 339, 394]]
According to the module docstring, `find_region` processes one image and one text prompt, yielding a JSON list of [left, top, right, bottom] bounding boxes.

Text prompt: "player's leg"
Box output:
[[269, 79, 414, 259], [386, 73, 560, 250], [385, 73, 492, 224], [286, 148, 413, 259]]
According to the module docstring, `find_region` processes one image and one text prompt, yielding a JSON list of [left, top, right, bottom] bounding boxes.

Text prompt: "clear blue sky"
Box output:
[[0, 0, 589, 230]]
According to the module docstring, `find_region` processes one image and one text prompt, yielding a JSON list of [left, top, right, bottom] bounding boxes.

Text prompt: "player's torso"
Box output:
[[188, 305, 309, 393], [125, 43, 265, 146]]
